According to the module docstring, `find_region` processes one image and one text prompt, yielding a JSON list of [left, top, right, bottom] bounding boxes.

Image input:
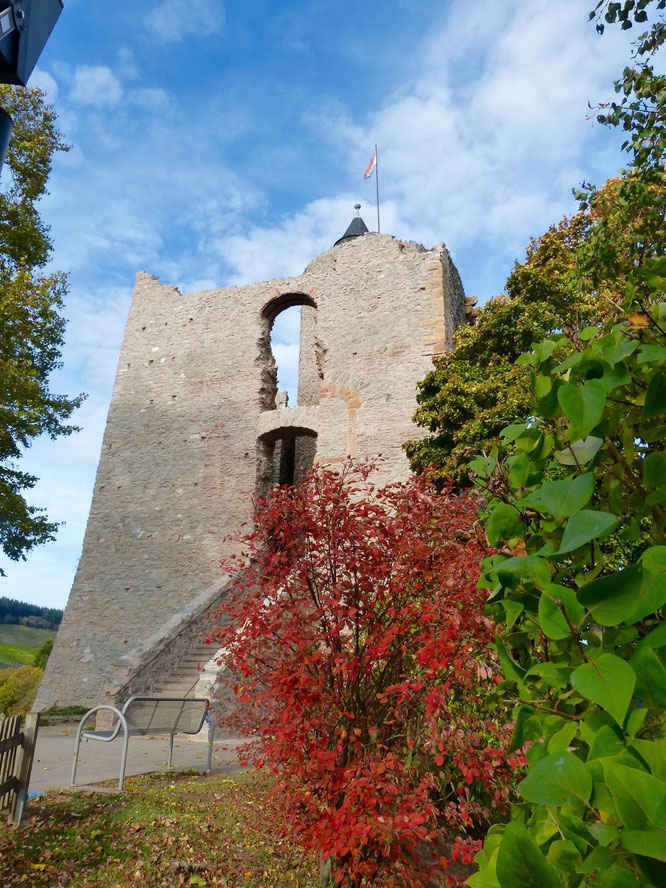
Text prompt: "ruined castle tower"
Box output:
[[36, 220, 471, 710]]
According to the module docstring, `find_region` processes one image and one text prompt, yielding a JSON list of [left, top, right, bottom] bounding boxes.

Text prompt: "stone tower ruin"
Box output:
[[36, 220, 472, 710]]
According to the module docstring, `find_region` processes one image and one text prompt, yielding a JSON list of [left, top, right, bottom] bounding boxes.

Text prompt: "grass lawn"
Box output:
[[0, 643, 37, 667], [0, 626, 55, 667], [0, 770, 319, 888], [0, 625, 55, 649]]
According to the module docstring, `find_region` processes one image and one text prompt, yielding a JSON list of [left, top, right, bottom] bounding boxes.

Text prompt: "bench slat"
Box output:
[[122, 697, 208, 736]]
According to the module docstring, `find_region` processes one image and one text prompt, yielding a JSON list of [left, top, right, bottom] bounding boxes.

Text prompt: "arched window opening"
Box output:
[[271, 306, 301, 406], [256, 428, 317, 501], [258, 292, 319, 411]]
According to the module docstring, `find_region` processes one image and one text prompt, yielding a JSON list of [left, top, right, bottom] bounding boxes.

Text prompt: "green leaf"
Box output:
[[558, 379, 606, 437], [603, 761, 666, 830], [509, 705, 543, 753], [547, 721, 577, 753], [595, 866, 641, 888], [577, 844, 613, 873], [493, 635, 526, 684], [538, 585, 585, 640], [524, 473, 595, 519], [644, 452, 666, 490], [556, 510, 619, 555], [519, 750, 592, 806], [546, 838, 582, 871], [599, 361, 631, 393], [486, 503, 522, 547], [509, 452, 530, 490], [587, 822, 618, 847], [638, 547, 666, 621], [637, 622, 666, 652], [625, 708, 647, 740], [554, 436, 603, 466], [621, 829, 666, 863], [502, 599, 524, 628], [491, 554, 551, 590], [571, 654, 636, 725], [630, 644, 666, 709], [580, 549, 666, 626], [588, 724, 625, 760], [525, 662, 569, 689], [534, 373, 552, 400], [632, 739, 666, 781], [496, 822, 562, 888], [638, 344, 666, 363], [579, 564, 642, 626], [643, 372, 666, 419], [501, 422, 530, 443], [592, 781, 618, 819], [534, 339, 558, 362], [602, 339, 637, 366], [466, 850, 499, 888], [469, 453, 496, 479]]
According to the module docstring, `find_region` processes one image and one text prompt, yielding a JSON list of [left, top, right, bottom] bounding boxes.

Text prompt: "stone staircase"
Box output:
[[149, 639, 221, 699]]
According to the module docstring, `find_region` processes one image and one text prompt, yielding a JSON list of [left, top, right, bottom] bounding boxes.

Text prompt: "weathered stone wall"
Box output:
[[37, 232, 468, 709]]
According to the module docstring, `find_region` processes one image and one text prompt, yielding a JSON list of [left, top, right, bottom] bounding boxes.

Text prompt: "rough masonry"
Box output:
[[37, 226, 471, 709]]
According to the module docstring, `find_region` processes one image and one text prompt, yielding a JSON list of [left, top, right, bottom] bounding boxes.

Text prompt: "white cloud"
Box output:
[[217, 195, 366, 285], [116, 45, 140, 82], [241, 0, 630, 302], [70, 65, 123, 108], [30, 69, 58, 100], [129, 88, 172, 112], [144, 0, 225, 45]]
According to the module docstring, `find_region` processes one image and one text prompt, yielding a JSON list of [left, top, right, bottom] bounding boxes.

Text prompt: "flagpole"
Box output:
[[375, 144, 381, 234]]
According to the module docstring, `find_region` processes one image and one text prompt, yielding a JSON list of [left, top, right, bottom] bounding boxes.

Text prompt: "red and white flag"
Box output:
[[363, 147, 377, 179]]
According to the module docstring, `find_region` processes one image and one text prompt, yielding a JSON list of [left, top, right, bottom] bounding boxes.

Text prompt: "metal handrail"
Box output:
[[108, 583, 232, 700]]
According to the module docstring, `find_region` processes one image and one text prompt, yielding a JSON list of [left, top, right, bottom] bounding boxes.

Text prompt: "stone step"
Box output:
[[137, 639, 225, 700], [153, 685, 200, 697], [184, 651, 218, 661]]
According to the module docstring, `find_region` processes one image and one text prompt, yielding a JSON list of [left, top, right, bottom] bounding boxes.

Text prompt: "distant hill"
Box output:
[[0, 624, 55, 669], [0, 596, 62, 631]]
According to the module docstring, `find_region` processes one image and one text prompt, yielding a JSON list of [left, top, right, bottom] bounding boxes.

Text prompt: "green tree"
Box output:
[[408, 0, 666, 488], [469, 3, 666, 885], [32, 638, 52, 670], [469, 258, 666, 888], [0, 86, 83, 570], [406, 211, 603, 486]]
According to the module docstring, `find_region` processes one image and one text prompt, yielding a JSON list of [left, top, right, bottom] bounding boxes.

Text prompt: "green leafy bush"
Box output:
[[32, 638, 52, 670], [0, 665, 43, 716], [468, 257, 666, 887]]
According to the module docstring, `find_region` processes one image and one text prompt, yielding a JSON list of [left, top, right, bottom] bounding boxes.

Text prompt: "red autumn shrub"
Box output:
[[211, 462, 517, 887]]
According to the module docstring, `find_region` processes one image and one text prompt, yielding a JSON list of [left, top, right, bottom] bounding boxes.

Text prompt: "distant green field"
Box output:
[[0, 643, 35, 667], [0, 625, 55, 668], [0, 624, 55, 649]]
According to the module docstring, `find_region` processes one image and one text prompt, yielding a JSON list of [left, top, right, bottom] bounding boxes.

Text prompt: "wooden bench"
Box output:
[[71, 696, 214, 791]]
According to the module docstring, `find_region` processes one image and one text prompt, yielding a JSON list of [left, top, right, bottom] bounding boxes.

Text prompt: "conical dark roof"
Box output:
[[334, 214, 369, 246]]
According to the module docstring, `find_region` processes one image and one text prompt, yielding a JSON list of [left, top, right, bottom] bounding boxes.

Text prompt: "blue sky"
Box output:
[[1, 0, 641, 607]]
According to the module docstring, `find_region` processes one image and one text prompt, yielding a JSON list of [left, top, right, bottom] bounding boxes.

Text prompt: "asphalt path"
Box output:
[[30, 722, 247, 794]]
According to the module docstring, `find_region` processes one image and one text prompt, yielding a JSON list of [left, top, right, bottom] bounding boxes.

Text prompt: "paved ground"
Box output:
[[30, 722, 246, 793]]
